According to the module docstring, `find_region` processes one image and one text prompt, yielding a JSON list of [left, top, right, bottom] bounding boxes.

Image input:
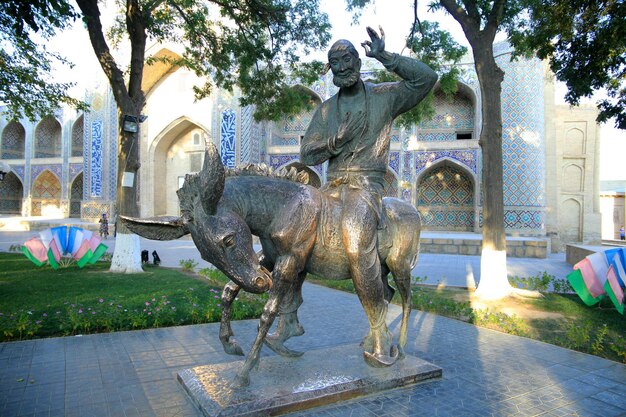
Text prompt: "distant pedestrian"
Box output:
[[620, 225, 625, 241], [99, 213, 109, 239]]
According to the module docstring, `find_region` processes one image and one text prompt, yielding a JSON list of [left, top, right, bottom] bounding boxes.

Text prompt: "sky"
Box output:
[[48, 0, 626, 181]]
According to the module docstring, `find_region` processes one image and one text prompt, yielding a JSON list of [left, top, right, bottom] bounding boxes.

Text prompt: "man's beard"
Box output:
[[333, 71, 360, 88]]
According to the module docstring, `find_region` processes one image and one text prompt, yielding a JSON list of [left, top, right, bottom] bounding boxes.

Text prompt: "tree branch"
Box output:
[[125, 0, 147, 110], [485, 0, 506, 41], [439, 0, 478, 43], [75, 0, 130, 109]]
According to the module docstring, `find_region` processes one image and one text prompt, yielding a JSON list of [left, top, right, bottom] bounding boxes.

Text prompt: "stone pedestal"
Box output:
[[178, 343, 442, 416]]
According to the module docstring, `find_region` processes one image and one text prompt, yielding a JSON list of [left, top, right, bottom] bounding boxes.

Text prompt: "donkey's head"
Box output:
[[121, 143, 272, 294]]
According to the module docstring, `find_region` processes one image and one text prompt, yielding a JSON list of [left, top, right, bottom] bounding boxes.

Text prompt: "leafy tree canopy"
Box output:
[[509, 0, 626, 129], [0, 0, 88, 120], [101, 0, 332, 121]]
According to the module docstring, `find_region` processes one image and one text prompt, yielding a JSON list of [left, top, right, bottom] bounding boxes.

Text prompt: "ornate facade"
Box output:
[[0, 42, 601, 251]]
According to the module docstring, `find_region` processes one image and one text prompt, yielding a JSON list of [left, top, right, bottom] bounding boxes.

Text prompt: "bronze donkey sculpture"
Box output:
[[122, 143, 421, 387]]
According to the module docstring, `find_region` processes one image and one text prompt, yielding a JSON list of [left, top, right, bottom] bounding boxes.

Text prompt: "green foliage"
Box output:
[[0, 253, 265, 341], [508, 271, 573, 293], [367, 20, 467, 129], [509, 0, 626, 129], [0, 0, 88, 120], [179, 258, 198, 272], [99, 0, 333, 121]]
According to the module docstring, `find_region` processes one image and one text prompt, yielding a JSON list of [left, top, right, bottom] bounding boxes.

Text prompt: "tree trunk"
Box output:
[[109, 111, 143, 273], [473, 46, 512, 299]]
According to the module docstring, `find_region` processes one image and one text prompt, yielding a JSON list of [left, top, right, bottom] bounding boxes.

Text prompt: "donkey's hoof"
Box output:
[[363, 345, 399, 368], [231, 373, 250, 388], [223, 341, 245, 356], [264, 336, 304, 357]]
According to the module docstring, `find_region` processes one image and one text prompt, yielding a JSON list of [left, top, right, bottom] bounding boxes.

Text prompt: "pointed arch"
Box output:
[[142, 48, 184, 99], [71, 115, 85, 157], [0, 172, 23, 214], [561, 198, 582, 243], [34, 116, 62, 158], [70, 172, 84, 218], [416, 158, 476, 231], [149, 117, 210, 216], [1, 121, 25, 159], [31, 170, 61, 216]]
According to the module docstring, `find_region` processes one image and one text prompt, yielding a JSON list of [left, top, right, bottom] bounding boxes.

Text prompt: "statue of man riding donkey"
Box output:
[[123, 27, 437, 387]]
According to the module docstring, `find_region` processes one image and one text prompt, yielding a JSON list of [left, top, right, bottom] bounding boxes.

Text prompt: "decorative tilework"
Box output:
[[34, 116, 62, 158], [0, 172, 23, 213], [269, 154, 298, 170], [389, 152, 400, 175], [220, 109, 236, 168], [31, 170, 62, 215], [107, 92, 118, 201], [90, 120, 103, 198], [383, 171, 398, 198], [418, 90, 474, 132], [240, 106, 253, 164], [250, 120, 263, 164], [31, 165, 62, 182], [271, 132, 299, 147], [418, 132, 457, 142], [498, 51, 546, 209], [11, 165, 25, 182], [503, 208, 545, 230], [415, 150, 478, 174], [417, 164, 474, 230], [71, 116, 84, 157], [1, 121, 25, 159], [69, 164, 83, 183]]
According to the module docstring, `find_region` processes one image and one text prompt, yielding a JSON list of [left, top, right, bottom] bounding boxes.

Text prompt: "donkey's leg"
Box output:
[[219, 281, 245, 356], [388, 260, 412, 359], [233, 256, 300, 388], [264, 272, 306, 357]]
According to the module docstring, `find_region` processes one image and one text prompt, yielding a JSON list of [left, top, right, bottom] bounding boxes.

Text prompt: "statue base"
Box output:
[[177, 343, 442, 416]]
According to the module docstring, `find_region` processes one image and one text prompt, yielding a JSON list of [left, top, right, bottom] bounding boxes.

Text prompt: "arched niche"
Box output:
[[1, 121, 25, 159], [564, 128, 585, 155], [560, 198, 582, 243], [31, 170, 61, 216], [0, 172, 23, 214], [34, 116, 62, 158], [71, 115, 84, 157], [70, 172, 83, 218], [416, 159, 476, 231], [562, 163, 584, 192], [151, 117, 210, 215]]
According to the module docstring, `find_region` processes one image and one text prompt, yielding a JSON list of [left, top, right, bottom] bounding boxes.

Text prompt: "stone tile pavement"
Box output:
[[1, 282, 625, 417], [0, 227, 622, 416]]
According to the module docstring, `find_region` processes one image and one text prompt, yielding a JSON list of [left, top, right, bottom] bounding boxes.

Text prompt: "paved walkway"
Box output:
[[1, 230, 624, 416]]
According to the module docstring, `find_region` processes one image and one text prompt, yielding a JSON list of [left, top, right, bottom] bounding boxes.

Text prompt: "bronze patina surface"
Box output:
[[121, 27, 437, 388]]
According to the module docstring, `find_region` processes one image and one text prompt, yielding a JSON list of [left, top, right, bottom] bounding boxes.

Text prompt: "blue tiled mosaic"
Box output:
[[90, 120, 103, 198], [220, 109, 236, 168]]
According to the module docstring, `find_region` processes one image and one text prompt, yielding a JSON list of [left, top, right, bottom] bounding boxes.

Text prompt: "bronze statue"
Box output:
[[122, 27, 436, 387]]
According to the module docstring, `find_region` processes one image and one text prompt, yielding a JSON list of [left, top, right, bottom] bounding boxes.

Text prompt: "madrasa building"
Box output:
[[0, 42, 601, 256]]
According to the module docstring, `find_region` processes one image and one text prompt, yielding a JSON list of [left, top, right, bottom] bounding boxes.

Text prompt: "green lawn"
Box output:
[[0, 253, 266, 341], [308, 276, 626, 364]]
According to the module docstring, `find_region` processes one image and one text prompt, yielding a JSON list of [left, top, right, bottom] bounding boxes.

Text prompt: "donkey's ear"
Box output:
[[120, 215, 190, 240], [199, 143, 225, 215]]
